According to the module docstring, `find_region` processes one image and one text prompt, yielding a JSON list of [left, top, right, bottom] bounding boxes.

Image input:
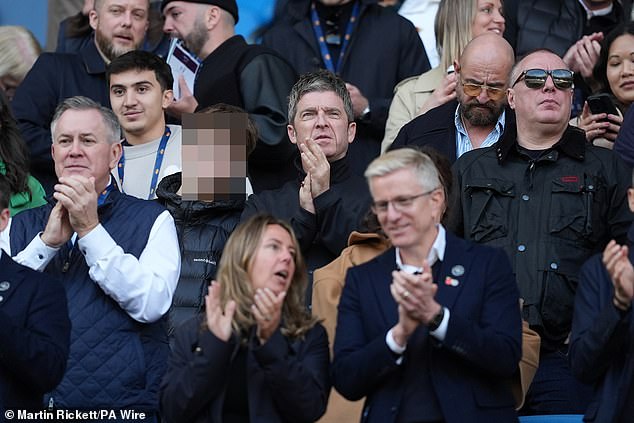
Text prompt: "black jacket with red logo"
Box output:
[[449, 124, 633, 349]]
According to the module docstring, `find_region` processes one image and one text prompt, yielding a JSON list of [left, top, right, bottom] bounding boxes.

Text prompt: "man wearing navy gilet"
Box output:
[[4, 96, 180, 420]]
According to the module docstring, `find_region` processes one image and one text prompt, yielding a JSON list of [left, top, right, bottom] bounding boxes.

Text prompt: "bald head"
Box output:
[[460, 33, 515, 78]]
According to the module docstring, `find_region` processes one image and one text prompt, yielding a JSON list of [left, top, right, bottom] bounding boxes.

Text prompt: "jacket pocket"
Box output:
[[465, 178, 515, 243], [548, 173, 604, 245]]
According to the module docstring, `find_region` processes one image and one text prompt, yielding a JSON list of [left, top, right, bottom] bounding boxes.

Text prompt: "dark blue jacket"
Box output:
[[11, 41, 111, 192], [615, 105, 634, 167], [9, 190, 169, 411], [0, 251, 70, 414], [333, 232, 522, 423], [569, 240, 634, 423]]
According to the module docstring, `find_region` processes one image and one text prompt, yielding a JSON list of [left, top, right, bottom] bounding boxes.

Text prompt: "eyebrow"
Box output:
[[463, 78, 506, 87]]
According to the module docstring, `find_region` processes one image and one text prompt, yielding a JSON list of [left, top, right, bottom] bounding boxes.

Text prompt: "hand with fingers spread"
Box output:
[[345, 82, 369, 118], [166, 75, 198, 119], [53, 175, 100, 238], [41, 201, 73, 248], [602, 240, 634, 310], [205, 281, 237, 342], [252, 287, 286, 344], [418, 72, 458, 116]]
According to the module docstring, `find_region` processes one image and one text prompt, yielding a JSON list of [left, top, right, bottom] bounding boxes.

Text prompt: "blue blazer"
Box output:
[[569, 251, 634, 423], [332, 231, 521, 423], [0, 251, 70, 413]]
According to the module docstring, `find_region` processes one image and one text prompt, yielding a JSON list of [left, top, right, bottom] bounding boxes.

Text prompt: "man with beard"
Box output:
[[161, 0, 298, 192], [448, 49, 633, 415], [12, 0, 150, 193], [389, 34, 515, 164]]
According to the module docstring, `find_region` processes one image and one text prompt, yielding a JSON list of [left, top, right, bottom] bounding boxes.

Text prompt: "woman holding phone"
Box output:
[[577, 22, 634, 147]]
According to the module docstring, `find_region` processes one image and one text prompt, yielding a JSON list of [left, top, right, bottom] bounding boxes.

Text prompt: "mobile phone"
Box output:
[[587, 93, 619, 117]]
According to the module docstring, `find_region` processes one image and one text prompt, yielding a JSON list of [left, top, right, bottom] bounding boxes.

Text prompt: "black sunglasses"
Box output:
[[512, 69, 574, 90]]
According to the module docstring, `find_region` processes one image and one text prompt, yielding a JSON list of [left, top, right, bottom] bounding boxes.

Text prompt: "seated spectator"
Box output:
[[503, 0, 632, 116], [332, 147, 522, 422], [390, 33, 515, 163], [382, 0, 505, 151], [569, 187, 634, 423], [57, 0, 169, 57], [3, 96, 180, 417], [0, 93, 46, 216], [107, 50, 181, 199], [12, 0, 150, 193], [241, 70, 371, 279], [0, 26, 41, 102], [160, 214, 330, 423], [577, 22, 634, 148], [262, 0, 429, 177], [161, 0, 298, 193], [0, 175, 70, 414], [156, 104, 257, 338]]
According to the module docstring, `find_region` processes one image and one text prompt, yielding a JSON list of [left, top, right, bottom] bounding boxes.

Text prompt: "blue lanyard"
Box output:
[[310, 1, 360, 74], [117, 127, 171, 200], [97, 180, 116, 206]]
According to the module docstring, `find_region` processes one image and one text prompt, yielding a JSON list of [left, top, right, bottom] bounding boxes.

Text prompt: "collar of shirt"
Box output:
[[577, 0, 614, 18], [455, 104, 506, 158], [395, 224, 446, 273]]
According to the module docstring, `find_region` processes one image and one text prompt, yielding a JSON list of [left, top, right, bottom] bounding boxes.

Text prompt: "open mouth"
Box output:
[[275, 270, 289, 279]]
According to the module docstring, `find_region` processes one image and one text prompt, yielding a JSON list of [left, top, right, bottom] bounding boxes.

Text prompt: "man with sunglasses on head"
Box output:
[[449, 49, 633, 415], [390, 34, 515, 163]]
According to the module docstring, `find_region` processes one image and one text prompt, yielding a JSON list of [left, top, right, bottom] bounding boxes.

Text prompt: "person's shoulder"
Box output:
[[347, 246, 395, 275], [454, 144, 498, 170]]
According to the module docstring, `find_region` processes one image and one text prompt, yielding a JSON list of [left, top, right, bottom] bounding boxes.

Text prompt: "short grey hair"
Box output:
[[287, 69, 354, 124], [50, 96, 121, 144], [365, 148, 443, 194]]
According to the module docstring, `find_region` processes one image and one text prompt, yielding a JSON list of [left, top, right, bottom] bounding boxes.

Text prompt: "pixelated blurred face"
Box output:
[[181, 113, 248, 201], [288, 90, 356, 162], [163, 2, 209, 57], [249, 224, 296, 296], [606, 34, 634, 106], [471, 0, 505, 37], [90, 0, 149, 62], [51, 109, 122, 191], [110, 69, 172, 137]]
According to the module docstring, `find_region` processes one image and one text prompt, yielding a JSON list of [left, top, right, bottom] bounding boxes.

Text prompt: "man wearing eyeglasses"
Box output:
[[389, 34, 515, 163], [333, 147, 522, 423], [449, 49, 633, 415]]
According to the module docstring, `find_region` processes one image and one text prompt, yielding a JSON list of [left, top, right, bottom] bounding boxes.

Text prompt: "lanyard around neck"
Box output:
[[310, 1, 360, 74], [117, 127, 171, 200]]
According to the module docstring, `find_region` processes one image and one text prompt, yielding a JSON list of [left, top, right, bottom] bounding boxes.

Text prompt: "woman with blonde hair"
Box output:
[[382, 0, 504, 151], [0, 26, 41, 101], [160, 214, 330, 423]]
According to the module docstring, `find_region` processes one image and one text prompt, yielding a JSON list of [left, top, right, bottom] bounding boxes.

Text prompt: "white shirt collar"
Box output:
[[395, 224, 446, 273], [577, 0, 614, 18]]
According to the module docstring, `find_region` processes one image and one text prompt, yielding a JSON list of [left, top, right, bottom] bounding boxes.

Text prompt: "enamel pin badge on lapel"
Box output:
[[0, 281, 10, 291], [444, 277, 459, 287], [451, 265, 464, 277]]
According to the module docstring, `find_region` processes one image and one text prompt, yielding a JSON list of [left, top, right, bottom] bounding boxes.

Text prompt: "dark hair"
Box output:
[[0, 91, 31, 197], [593, 22, 634, 108], [0, 174, 10, 210], [107, 50, 174, 92], [288, 69, 353, 123]]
